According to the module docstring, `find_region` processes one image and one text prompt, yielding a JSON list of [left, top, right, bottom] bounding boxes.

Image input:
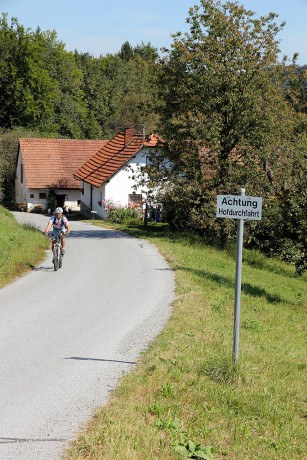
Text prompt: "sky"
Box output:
[[1, 0, 306, 65]]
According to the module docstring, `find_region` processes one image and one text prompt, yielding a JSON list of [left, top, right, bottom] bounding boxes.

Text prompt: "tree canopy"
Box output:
[[0, 14, 159, 139], [142, 0, 307, 273], [0, 14, 159, 204]]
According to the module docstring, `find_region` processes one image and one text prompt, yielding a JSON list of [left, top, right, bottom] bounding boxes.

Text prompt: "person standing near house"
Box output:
[[155, 207, 161, 223], [44, 207, 71, 255]]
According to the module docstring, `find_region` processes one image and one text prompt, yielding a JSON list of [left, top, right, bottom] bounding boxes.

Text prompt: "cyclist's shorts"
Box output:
[[52, 228, 67, 237]]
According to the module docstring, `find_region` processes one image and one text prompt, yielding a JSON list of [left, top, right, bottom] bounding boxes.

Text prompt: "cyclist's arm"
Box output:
[[44, 221, 52, 235], [65, 223, 71, 234], [62, 218, 71, 235]]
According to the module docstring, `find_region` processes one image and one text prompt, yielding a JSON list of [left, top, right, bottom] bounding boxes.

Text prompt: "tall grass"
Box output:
[[65, 221, 307, 460], [0, 206, 48, 287]]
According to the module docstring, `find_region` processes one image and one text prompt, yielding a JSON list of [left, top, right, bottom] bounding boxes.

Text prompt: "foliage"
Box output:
[[46, 190, 57, 210], [0, 126, 48, 202], [0, 14, 159, 140], [0, 14, 88, 136], [119, 40, 159, 62], [284, 61, 307, 113], [101, 198, 140, 224], [279, 158, 307, 275], [139, 0, 307, 272], [174, 440, 213, 459], [74, 42, 159, 138], [118, 41, 135, 61]]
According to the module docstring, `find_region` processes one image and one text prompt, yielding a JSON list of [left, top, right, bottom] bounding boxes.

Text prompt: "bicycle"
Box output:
[[47, 232, 64, 271]]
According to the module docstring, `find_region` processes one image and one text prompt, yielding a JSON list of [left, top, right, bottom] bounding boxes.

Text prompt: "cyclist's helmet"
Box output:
[[55, 207, 63, 214]]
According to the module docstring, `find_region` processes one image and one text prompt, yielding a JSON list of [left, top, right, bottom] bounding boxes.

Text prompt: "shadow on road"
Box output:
[[69, 229, 133, 239], [31, 265, 54, 272]]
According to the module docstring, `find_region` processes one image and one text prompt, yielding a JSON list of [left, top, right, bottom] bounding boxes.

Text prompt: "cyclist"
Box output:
[[44, 207, 71, 255]]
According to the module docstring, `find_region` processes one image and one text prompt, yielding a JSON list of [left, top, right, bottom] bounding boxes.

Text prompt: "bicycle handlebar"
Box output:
[[45, 231, 66, 239]]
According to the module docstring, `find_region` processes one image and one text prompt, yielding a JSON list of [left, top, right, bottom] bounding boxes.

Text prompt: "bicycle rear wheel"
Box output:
[[53, 245, 60, 271]]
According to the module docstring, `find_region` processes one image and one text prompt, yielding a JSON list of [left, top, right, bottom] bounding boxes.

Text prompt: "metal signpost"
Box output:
[[216, 189, 262, 364]]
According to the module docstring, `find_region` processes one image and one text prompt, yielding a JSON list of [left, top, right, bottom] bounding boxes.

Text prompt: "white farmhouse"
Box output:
[[15, 138, 108, 212], [74, 128, 159, 219]]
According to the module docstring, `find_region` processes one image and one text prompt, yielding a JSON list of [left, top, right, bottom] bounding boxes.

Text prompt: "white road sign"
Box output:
[[216, 194, 262, 220]]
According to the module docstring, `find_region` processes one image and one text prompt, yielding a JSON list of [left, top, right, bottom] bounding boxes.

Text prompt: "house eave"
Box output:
[[74, 145, 145, 189]]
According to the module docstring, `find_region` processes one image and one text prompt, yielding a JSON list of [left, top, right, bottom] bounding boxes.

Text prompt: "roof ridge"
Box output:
[[76, 133, 142, 181], [19, 138, 108, 142], [74, 132, 146, 186]]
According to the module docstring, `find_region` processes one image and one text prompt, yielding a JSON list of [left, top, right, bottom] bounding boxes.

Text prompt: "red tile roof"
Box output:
[[19, 138, 108, 189], [74, 130, 159, 187]]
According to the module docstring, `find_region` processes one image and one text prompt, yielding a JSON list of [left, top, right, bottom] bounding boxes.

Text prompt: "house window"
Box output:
[[39, 192, 47, 199], [128, 193, 142, 208], [30, 193, 34, 198], [20, 164, 23, 184]]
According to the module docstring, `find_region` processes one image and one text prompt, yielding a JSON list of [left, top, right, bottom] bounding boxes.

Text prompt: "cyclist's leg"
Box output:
[[60, 229, 67, 254], [52, 229, 59, 253], [51, 232, 55, 251]]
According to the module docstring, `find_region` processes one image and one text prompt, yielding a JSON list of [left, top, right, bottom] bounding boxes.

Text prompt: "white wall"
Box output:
[[80, 182, 91, 211], [15, 151, 27, 208], [79, 147, 154, 219], [80, 182, 107, 218], [63, 190, 82, 211], [15, 149, 82, 212], [92, 185, 107, 218], [24, 189, 81, 212], [104, 148, 149, 205]]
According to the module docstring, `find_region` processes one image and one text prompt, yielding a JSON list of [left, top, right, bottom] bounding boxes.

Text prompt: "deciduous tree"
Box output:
[[147, 0, 306, 265]]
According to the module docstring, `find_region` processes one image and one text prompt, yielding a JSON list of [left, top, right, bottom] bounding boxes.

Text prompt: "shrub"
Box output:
[[101, 198, 141, 224]]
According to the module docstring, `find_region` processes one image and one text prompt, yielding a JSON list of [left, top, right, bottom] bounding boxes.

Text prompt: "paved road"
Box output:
[[0, 212, 174, 459]]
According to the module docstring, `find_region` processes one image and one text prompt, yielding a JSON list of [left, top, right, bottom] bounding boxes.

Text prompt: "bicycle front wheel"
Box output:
[[53, 245, 60, 271]]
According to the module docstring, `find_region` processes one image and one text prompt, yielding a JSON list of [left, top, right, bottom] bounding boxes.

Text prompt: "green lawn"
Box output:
[[0, 206, 48, 287], [64, 220, 307, 460]]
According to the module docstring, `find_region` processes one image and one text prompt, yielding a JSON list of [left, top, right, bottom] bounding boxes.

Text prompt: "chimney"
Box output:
[[141, 123, 145, 141], [124, 128, 132, 146]]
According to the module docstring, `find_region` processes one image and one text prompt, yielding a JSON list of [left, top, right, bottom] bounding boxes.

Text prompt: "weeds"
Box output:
[[198, 356, 239, 384], [242, 318, 262, 331], [161, 383, 174, 397], [149, 402, 162, 416], [174, 440, 213, 459], [155, 417, 180, 431]]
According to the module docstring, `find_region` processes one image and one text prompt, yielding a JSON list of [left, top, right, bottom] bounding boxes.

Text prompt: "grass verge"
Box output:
[[64, 220, 307, 460], [0, 206, 49, 287]]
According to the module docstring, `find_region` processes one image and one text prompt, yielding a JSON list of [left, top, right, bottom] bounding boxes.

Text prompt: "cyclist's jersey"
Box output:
[[49, 215, 69, 233]]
